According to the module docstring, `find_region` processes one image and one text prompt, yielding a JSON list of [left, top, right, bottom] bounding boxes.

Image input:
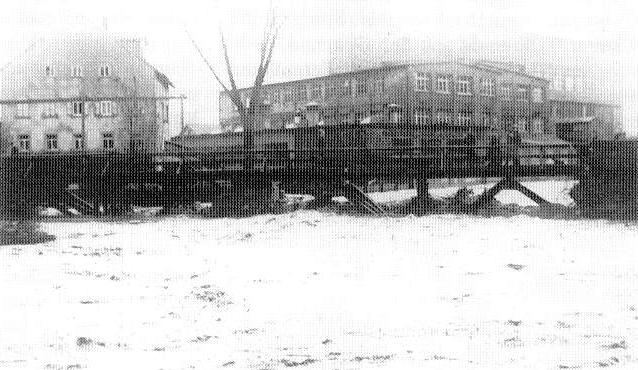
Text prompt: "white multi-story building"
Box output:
[[0, 34, 175, 153]]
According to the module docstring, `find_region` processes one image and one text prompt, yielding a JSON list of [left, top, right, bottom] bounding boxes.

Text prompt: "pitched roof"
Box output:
[[154, 69, 174, 89]]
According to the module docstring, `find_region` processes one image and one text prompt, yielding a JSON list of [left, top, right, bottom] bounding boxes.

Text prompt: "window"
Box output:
[[46, 134, 58, 151], [43, 104, 56, 118], [457, 112, 472, 125], [415, 108, 429, 125], [356, 79, 368, 95], [326, 82, 337, 98], [271, 90, 280, 104], [339, 113, 350, 125], [16, 104, 29, 118], [74, 134, 84, 150], [456, 76, 472, 95], [435, 76, 450, 93], [294, 85, 306, 102], [500, 85, 511, 101], [99, 65, 110, 77], [340, 80, 351, 96], [102, 133, 114, 150], [72, 101, 84, 116], [481, 112, 494, 126], [516, 86, 528, 102], [282, 88, 292, 103], [310, 84, 322, 100], [45, 65, 54, 77], [480, 78, 495, 96], [517, 117, 529, 132], [436, 111, 451, 125], [416, 72, 429, 92], [374, 78, 385, 94], [161, 102, 169, 123], [72, 66, 82, 78], [18, 135, 31, 152], [354, 111, 366, 124], [532, 117, 544, 134], [532, 87, 543, 103], [98, 101, 113, 116]]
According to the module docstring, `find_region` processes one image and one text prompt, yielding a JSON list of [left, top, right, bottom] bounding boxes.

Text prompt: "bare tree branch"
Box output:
[[185, 30, 245, 113]]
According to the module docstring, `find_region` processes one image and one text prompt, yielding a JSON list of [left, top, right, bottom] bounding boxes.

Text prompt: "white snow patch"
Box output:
[[1, 186, 636, 369]]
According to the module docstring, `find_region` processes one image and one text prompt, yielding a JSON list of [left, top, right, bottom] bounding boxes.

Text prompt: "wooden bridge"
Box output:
[[0, 143, 584, 218]]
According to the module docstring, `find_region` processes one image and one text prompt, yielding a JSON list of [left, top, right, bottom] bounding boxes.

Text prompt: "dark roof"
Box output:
[[154, 69, 174, 89]]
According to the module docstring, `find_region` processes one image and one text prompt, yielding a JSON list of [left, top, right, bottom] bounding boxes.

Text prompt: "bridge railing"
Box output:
[[172, 143, 578, 173], [1, 144, 579, 177]]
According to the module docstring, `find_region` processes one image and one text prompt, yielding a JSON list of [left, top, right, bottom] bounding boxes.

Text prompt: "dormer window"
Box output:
[[100, 65, 110, 77], [72, 66, 82, 78]]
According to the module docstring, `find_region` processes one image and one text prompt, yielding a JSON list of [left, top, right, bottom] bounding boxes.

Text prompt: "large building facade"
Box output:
[[0, 34, 174, 154], [219, 61, 553, 144], [477, 60, 623, 142]]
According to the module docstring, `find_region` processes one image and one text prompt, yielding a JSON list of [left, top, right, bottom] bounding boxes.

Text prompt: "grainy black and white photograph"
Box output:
[[1, 0, 637, 369]]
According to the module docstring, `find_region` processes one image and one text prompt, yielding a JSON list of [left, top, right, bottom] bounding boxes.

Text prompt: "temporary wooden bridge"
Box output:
[[0, 143, 585, 218]]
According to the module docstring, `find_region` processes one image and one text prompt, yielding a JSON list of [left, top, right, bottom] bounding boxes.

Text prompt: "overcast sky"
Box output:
[[1, 0, 637, 136]]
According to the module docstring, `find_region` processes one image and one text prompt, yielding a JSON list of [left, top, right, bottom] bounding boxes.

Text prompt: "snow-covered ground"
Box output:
[[2, 183, 637, 370], [367, 179, 578, 207]]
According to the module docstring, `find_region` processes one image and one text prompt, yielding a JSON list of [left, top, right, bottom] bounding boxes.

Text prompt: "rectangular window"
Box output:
[[341, 80, 351, 96], [356, 79, 367, 95], [72, 101, 84, 116], [456, 76, 472, 95], [43, 104, 57, 118], [457, 112, 472, 125], [100, 65, 110, 77], [294, 85, 305, 102], [310, 84, 322, 100], [45, 65, 54, 77], [415, 108, 430, 125], [74, 134, 84, 150], [416, 72, 429, 92], [436, 76, 450, 93], [436, 111, 451, 125], [18, 135, 31, 152], [16, 104, 29, 118], [46, 134, 58, 151], [98, 101, 113, 116], [481, 112, 494, 126], [354, 111, 367, 124], [339, 113, 350, 125], [162, 102, 169, 123], [501, 85, 511, 101], [516, 86, 528, 102], [102, 133, 114, 150], [532, 87, 543, 103], [72, 66, 82, 78], [480, 78, 495, 96], [282, 88, 292, 103], [374, 78, 385, 94]]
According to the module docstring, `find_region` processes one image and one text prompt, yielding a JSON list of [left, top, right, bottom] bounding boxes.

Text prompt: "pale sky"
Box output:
[[1, 0, 637, 136]]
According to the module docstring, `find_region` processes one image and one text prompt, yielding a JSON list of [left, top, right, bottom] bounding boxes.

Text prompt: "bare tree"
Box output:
[[187, 10, 279, 167]]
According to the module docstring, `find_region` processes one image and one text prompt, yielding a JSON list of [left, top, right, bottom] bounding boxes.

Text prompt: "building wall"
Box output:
[[219, 62, 551, 143], [550, 98, 621, 140], [0, 35, 171, 153]]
